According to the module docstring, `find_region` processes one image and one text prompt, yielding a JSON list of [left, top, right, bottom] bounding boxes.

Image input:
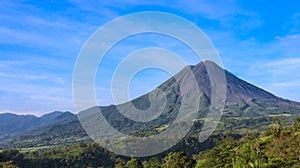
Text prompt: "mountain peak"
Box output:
[[40, 111, 64, 119], [174, 60, 298, 106]]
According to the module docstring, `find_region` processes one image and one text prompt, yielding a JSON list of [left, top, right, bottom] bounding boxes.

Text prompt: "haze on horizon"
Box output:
[[1, 0, 300, 115]]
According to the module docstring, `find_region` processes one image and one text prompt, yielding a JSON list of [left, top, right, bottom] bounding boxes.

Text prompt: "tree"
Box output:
[[143, 157, 161, 168], [293, 116, 300, 131], [272, 116, 283, 138], [115, 158, 126, 168], [162, 152, 196, 168], [0, 161, 16, 168], [125, 158, 143, 168]]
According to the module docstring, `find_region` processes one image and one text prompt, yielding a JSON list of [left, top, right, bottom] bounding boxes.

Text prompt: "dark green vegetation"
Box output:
[[1, 117, 300, 167], [195, 116, 300, 167], [0, 111, 76, 136], [0, 111, 81, 148]]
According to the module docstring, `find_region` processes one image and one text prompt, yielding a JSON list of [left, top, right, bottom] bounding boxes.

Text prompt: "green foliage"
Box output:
[[0, 150, 24, 167], [0, 160, 16, 168], [195, 116, 300, 167], [271, 116, 283, 138], [144, 157, 161, 168], [124, 158, 143, 168], [294, 116, 300, 131], [162, 152, 196, 168], [1, 115, 300, 168], [115, 158, 127, 168], [0, 143, 117, 168]]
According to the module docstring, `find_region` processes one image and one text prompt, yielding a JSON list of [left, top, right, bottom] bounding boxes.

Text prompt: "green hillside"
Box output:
[[1, 116, 300, 168]]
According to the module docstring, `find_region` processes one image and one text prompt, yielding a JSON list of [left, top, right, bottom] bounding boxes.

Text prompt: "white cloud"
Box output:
[[264, 58, 300, 68], [250, 57, 300, 101], [271, 34, 300, 59], [0, 60, 27, 68], [0, 72, 65, 84], [273, 82, 300, 88]]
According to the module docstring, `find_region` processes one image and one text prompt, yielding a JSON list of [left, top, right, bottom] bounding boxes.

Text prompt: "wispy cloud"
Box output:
[[0, 72, 65, 84], [0, 26, 41, 45], [0, 80, 73, 115], [265, 58, 300, 84], [0, 60, 27, 68], [276, 34, 300, 56], [263, 58, 300, 69], [273, 82, 300, 88], [249, 56, 300, 101]]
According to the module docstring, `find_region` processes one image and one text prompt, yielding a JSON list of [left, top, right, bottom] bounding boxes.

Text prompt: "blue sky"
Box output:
[[1, 0, 300, 115]]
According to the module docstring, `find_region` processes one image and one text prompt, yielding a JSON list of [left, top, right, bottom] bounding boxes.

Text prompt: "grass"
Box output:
[[17, 145, 54, 153], [195, 159, 207, 168], [155, 124, 170, 131], [259, 135, 273, 143], [268, 114, 292, 117]]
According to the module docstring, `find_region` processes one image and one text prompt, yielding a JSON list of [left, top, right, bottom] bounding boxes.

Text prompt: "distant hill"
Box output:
[[0, 113, 40, 135], [1, 60, 300, 150], [0, 111, 77, 142]]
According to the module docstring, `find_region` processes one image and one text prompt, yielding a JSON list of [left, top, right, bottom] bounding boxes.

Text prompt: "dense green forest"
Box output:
[[195, 116, 300, 167], [1, 116, 300, 168]]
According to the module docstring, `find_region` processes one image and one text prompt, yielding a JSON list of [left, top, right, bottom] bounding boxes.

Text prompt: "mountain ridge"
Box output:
[[0, 111, 76, 139], [1, 60, 300, 149]]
